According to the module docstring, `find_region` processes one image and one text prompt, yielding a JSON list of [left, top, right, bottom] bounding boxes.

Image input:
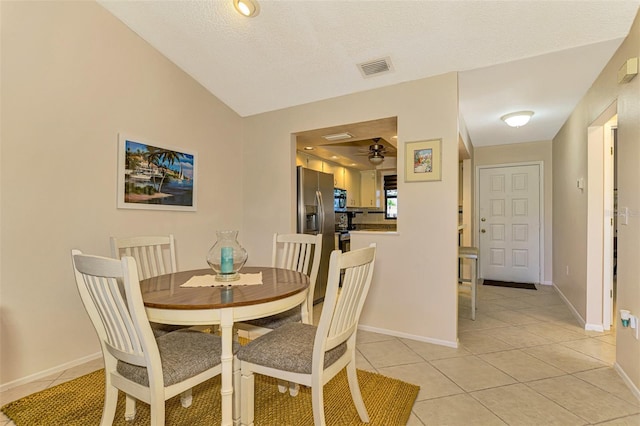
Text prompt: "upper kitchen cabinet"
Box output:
[[326, 163, 345, 188], [344, 168, 360, 207], [360, 170, 379, 208], [297, 152, 323, 172]]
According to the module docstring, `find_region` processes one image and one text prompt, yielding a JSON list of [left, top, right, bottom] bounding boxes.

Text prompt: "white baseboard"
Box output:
[[552, 283, 587, 329], [357, 324, 458, 348], [0, 352, 102, 393], [585, 323, 605, 332], [614, 362, 640, 402]]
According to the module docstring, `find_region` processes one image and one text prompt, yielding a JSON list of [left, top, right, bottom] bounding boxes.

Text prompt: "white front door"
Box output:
[[479, 164, 541, 283]]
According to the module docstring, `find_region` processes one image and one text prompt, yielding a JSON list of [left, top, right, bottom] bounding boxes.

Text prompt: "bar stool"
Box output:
[[458, 246, 478, 320]]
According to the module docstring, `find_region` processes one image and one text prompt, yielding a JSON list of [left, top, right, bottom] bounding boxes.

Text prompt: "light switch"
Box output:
[[576, 178, 584, 190], [620, 207, 629, 225]]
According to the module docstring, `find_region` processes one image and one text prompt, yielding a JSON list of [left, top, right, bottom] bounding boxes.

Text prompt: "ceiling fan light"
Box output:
[[368, 153, 384, 165], [234, 0, 259, 17], [501, 111, 534, 128]]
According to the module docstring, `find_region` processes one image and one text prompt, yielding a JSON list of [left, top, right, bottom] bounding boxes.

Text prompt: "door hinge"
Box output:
[[610, 289, 613, 298], [611, 146, 614, 155], [611, 218, 614, 226]]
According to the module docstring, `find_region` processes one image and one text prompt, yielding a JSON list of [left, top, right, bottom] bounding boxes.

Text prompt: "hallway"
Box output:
[[357, 283, 638, 425]]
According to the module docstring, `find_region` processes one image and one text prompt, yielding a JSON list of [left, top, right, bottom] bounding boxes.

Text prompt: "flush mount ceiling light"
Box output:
[[233, 0, 260, 17], [501, 111, 534, 128]]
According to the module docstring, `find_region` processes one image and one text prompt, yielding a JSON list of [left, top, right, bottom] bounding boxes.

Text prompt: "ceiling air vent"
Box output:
[[322, 132, 353, 142], [358, 57, 394, 78]]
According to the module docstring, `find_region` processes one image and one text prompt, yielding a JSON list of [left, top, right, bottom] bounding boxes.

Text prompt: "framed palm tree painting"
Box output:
[[117, 134, 197, 211]]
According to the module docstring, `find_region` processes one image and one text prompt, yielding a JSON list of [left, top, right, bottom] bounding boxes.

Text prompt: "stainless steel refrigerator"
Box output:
[[297, 166, 335, 303]]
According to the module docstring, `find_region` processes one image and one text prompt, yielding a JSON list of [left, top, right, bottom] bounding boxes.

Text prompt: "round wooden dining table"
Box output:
[[139, 266, 310, 426]]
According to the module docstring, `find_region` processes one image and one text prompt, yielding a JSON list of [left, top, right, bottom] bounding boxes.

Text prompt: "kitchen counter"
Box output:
[[350, 230, 398, 234], [351, 224, 396, 232]]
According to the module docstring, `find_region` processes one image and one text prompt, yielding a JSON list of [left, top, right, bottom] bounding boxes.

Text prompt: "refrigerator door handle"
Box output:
[[316, 190, 324, 233]]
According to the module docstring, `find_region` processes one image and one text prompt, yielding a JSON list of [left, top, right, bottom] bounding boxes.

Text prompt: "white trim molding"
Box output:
[[0, 352, 102, 393], [553, 282, 587, 329], [614, 362, 640, 401], [358, 324, 458, 348]]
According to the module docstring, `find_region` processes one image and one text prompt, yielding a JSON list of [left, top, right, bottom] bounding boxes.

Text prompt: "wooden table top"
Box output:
[[140, 266, 309, 310]]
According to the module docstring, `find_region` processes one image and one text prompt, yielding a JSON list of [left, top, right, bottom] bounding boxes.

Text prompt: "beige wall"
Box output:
[[241, 75, 461, 347], [553, 11, 640, 391], [474, 141, 553, 284], [0, 1, 461, 388], [0, 2, 245, 386]]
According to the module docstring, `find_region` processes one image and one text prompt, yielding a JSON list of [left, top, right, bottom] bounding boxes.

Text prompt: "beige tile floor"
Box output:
[[1, 283, 638, 425]]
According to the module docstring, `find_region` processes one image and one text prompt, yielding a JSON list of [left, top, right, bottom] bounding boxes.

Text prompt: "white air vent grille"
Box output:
[[322, 132, 353, 141], [358, 57, 394, 78]]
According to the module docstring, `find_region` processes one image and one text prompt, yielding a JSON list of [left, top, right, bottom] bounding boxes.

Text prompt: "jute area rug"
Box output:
[[2, 368, 419, 425]]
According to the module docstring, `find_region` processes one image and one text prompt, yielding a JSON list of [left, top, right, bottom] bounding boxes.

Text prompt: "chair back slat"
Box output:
[[72, 250, 155, 368], [316, 245, 376, 354], [281, 242, 311, 273], [111, 235, 177, 280]]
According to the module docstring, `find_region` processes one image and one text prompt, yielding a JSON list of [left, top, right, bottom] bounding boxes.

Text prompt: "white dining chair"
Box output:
[[235, 233, 322, 338], [71, 249, 240, 425], [110, 235, 177, 280], [237, 243, 376, 426], [110, 234, 189, 336]]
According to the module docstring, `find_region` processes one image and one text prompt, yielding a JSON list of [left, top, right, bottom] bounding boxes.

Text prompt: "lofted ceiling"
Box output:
[[99, 0, 640, 159]]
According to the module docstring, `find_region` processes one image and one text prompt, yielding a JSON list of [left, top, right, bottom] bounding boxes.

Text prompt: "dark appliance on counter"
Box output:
[[334, 188, 347, 212], [335, 211, 351, 253], [297, 166, 335, 302], [337, 231, 350, 252], [335, 212, 348, 231]]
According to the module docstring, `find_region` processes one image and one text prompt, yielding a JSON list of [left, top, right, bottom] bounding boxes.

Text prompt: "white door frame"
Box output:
[[586, 101, 617, 331], [474, 161, 544, 283]]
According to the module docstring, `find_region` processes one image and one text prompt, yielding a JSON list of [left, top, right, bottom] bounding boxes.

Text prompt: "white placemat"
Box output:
[[180, 272, 263, 287]]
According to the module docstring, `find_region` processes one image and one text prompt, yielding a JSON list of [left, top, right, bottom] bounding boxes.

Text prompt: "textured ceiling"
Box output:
[[99, 0, 640, 148]]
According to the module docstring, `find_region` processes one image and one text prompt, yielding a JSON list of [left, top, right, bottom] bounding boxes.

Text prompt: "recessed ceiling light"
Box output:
[[331, 155, 338, 159], [233, 0, 260, 17], [322, 132, 353, 141], [501, 111, 534, 128], [304, 146, 314, 151]]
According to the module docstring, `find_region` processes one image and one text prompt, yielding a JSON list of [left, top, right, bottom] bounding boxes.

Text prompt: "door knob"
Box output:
[[481, 217, 486, 222], [481, 229, 486, 233]]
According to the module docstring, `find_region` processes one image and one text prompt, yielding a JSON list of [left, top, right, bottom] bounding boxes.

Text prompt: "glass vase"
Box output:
[[206, 230, 248, 282]]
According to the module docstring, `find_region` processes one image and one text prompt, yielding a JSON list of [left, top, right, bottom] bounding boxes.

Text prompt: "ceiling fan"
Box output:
[[358, 138, 387, 165]]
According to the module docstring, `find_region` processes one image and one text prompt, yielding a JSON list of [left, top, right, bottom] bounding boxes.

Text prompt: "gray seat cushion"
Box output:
[[241, 307, 301, 329], [237, 322, 346, 374], [117, 329, 240, 387], [150, 322, 186, 337]]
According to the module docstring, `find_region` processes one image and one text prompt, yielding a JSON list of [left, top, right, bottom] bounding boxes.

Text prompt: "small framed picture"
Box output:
[[405, 139, 442, 182], [117, 134, 197, 211]]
